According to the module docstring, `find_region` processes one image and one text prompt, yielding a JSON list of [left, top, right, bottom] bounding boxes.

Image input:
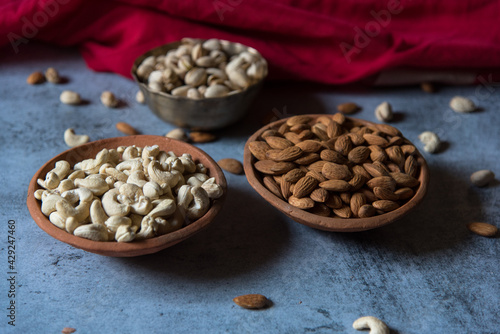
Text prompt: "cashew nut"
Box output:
[[74, 174, 109, 196], [74, 223, 108, 241], [56, 179, 75, 194], [105, 216, 132, 233], [65, 217, 86, 234], [122, 146, 140, 160], [56, 198, 91, 222], [147, 199, 176, 219], [186, 186, 210, 220], [353, 316, 389, 334], [201, 177, 223, 199], [41, 194, 66, 216], [74, 149, 109, 174], [64, 128, 89, 147], [101, 188, 130, 217], [115, 224, 137, 242], [418, 131, 441, 153], [67, 170, 86, 181], [148, 161, 182, 188], [49, 211, 66, 229], [90, 199, 109, 225], [37, 171, 60, 190], [127, 170, 148, 188]]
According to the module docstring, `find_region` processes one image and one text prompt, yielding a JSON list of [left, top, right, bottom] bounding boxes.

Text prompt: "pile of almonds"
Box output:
[[135, 38, 268, 99], [249, 114, 422, 218]]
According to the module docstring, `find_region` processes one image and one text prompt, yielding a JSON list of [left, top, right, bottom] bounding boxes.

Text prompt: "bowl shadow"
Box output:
[[318, 165, 485, 254], [119, 187, 291, 279]]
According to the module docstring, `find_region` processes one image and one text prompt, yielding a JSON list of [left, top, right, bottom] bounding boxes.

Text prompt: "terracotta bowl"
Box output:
[[243, 115, 429, 232], [27, 135, 227, 257]]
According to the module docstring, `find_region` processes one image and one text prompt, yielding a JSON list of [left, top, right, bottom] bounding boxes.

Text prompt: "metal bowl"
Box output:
[[131, 40, 266, 130]]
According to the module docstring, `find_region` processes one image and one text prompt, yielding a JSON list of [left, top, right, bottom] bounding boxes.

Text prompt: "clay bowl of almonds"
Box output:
[[27, 135, 227, 257], [132, 38, 268, 130], [243, 114, 429, 232]]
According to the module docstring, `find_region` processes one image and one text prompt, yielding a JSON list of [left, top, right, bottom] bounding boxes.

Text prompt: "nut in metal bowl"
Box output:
[[131, 39, 268, 130]]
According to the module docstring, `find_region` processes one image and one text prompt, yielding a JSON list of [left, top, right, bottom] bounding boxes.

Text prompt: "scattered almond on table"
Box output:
[[116, 122, 139, 135], [470, 169, 495, 187], [233, 294, 269, 309], [450, 96, 476, 113], [337, 102, 361, 114], [189, 131, 216, 143], [218, 158, 243, 175], [420, 82, 436, 93], [61, 327, 76, 334], [26, 71, 45, 85], [467, 222, 498, 237]]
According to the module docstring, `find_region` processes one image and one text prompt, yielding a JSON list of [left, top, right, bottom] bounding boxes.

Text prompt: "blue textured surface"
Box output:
[[0, 43, 499, 334]]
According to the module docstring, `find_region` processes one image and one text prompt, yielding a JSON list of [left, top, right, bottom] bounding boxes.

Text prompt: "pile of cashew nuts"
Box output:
[[35, 145, 223, 242]]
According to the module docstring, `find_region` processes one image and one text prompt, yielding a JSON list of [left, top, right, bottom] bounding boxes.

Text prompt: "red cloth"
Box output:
[[2, 0, 500, 84]]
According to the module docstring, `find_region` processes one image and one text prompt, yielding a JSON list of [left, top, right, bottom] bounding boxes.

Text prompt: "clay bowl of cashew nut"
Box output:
[[132, 37, 268, 130], [243, 114, 429, 232], [27, 135, 227, 257]]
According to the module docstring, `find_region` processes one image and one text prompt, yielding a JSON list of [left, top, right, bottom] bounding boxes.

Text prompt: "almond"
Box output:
[[366, 176, 396, 190], [27, 71, 45, 84], [333, 205, 353, 218], [337, 102, 361, 114], [289, 196, 315, 209], [284, 168, 306, 183], [308, 203, 331, 217], [332, 112, 346, 124], [327, 121, 343, 138], [286, 115, 311, 127], [361, 188, 378, 202], [306, 170, 327, 183], [233, 294, 269, 309], [295, 140, 323, 153], [320, 149, 348, 164], [293, 175, 318, 198], [348, 146, 370, 164], [310, 187, 329, 202], [352, 165, 372, 180], [363, 163, 389, 178], [369, 145, 388, 162], [388, 136, 404, 146], [322, 162, 352, 181], [404, 155, 419, 178], [116, 122, 139, 135], [373, 186, 399, 201], [324, 194, 343, 209], [294, 153, 320, 165], [278, 122, 289, 134], [348, 174, 367, 191], [347, 133, 365, 146], [340, 192, 351, 204], [189, 131, 216, 143], [394, 187, 414, 200], [385, 146, 405, 166], [401, 144, 417, 155], [470, 170, 495, 187], [254, 160, 295, 175], [290, 123, 310, 133], [266, 146, 303, 162], [248, 141, 272, 161], [334, 134, 352, 156], [280, 177, 293, 199], [298, 130, 313, 140], [218, 158, 243, 174], [263, 176, 283, 199], [390, 172, 419, 187], [319, 179, 351, 192], [363, 133, 389, 147], [61, 328, 77, 334], [265, 136, 294, 150], [372, 200, 399, 212], [284, 132, 302, 144], [421, 82, 436, 93], [311, 123, 329, 141], [386, 162, 402, 173], [308, 160, 327, 173], [350, 192, 366, 217], [466, 222, 498, 237], [261, 129, 281, 139], [375, 123, 401, 137], [358, 204, 376, 218]]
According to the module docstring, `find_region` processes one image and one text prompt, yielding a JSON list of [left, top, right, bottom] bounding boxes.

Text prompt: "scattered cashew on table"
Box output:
[[353, 316, 390, 334], [35, 145, 223, 242]]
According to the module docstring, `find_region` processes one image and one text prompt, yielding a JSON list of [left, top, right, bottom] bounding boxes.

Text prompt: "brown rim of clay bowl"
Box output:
[[27, 135, 227, 257], [243, 115, 429, 232]]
